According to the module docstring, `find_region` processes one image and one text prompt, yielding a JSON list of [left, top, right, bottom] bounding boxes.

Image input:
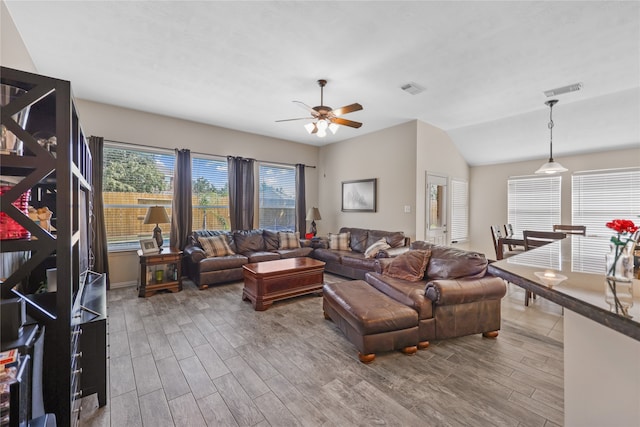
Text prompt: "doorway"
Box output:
[[425, 173, 448, 245]]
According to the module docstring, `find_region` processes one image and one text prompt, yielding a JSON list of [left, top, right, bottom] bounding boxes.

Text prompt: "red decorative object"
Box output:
[[305, 233, 314, 240], [0, 185, 31, 240]]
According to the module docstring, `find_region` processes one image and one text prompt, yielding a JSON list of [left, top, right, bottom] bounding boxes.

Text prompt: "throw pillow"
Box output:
[[199, 235, 235, 257], [364, 238, 391, 258], [383, 249, 431, 282], [278, 231, 301, 250], [328, 232, 351, 251]]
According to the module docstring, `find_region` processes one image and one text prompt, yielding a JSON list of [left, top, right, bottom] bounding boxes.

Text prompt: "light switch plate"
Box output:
[[404, 205, 411, 213]]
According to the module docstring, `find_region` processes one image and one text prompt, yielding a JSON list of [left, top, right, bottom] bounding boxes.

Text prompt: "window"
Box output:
[[103, 144, 174, 250], [572, 168, 640, 237], [508, 175, 561, 237], [192, 155, 229, 230], [258, 164, 296, 231], [450, 178, 468, 243]]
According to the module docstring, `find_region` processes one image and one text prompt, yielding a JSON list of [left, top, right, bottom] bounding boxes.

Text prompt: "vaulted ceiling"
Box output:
[[4, 1, 639, 165]]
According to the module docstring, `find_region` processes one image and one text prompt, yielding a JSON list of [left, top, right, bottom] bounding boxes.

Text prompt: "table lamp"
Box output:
[[306, 207, 322, 236], [144, 206, 170, 249]]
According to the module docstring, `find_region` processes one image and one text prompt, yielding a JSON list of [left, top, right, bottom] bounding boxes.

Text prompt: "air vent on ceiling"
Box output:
[[544, 82, 583, 97], [400, 82, 425, 95]]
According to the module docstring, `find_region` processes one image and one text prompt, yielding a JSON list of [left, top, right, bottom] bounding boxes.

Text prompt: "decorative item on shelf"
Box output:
[[28, 206, 55, 233], [143, 205, 170, 248], [604, 219, 638, 318], [155, 269, 164, 284], [0, 185, 31, 240], [305, 207, 322, 236], [33, 131, 57, 157], [535, 99, 568, 175], [0, 83, 31, 156], [139, 237, 159, 254]]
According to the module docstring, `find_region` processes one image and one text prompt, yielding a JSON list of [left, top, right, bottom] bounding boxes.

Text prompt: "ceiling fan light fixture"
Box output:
[[317, 129, 327, 138], [317, 119, 328, 131], [304, 122, 316, 134], [535, 99, 567, 175], [328, 122, 339, 134]]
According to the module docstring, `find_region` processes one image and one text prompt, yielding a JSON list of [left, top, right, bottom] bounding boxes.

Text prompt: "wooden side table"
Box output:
[[137, 247, 183, 297]]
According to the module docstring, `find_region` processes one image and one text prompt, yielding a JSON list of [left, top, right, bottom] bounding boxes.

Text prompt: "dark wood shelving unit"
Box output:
[[1, 66, 107, 426]]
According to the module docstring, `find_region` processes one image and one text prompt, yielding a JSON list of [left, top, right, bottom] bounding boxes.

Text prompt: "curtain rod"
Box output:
[[103, 138, 316, 168]]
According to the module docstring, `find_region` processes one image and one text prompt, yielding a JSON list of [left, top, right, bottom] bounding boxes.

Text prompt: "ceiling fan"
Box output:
[[276, 79, 363, 137]]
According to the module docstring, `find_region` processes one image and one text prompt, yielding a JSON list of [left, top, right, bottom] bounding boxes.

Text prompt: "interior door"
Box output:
[[425, 173, 448, 245]]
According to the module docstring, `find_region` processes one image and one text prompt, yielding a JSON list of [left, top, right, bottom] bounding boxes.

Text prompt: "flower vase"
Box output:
[[604, 241, 635, 317]]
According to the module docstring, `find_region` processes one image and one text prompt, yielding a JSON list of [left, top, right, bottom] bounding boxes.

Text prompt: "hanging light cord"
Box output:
[[548, 101, 555, 161]]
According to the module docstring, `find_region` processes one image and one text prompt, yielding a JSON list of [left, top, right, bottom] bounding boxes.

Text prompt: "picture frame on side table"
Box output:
[[140, 238, 159, 254], [342, 178, 377, 212]]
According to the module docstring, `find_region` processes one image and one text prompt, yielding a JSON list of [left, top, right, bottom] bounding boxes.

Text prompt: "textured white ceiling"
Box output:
[[5, 1, 639, 165]]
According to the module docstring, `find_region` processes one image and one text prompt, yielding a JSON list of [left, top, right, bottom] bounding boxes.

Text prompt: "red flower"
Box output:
[[606, 219, 638, 235]]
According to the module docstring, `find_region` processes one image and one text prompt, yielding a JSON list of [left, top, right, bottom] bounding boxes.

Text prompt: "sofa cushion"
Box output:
[[364, 238, 391, 258], [199, 235, 235, 257], [426, 246, 488, 280], [367, 230, 405, 248], [263, 230, 280, 251], [384, 250, 431, 282], [234, 230, 266, 254], [312, 248, 344, 264], [246, 251, 281, 263], [278, 231, 301, 249], [341, 228, 368, 253], [199, 254, 247, 271], [328, 232, 351, 251], [341, 254, 378, 271], [365, 272, 433, 320], [277, 247, 313, 259]]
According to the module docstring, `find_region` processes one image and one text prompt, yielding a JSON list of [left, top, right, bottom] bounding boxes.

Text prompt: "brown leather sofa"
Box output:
[[183, 229, 313, 289], [311, 227, 410, 280], [323, 242, 506, 362]]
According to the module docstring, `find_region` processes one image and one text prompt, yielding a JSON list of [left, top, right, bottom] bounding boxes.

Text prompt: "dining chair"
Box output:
[[503, 224, 523, 250], [522, 230, 567, 305], [553, 224, 586, 235], [491, 225, 524, 260]]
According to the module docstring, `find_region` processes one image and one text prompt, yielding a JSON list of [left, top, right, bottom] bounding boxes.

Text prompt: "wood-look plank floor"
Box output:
[[79, 276, 564, 427]]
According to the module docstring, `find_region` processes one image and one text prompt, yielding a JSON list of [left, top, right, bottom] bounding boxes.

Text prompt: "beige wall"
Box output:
[[1, 0, 36, 72], [416, 120, 470, 243], [469, 146, 640, 258], [317, 121, 417, 239]]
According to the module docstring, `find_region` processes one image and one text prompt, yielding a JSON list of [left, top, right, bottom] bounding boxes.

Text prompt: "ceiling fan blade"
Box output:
[[275, 117, 312, 122], [331, 103, 363, 117], [331, 117, 362, 128], [293, 101, 319, 117]]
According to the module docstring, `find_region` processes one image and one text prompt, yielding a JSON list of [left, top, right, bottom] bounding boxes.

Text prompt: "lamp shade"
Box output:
[[535, 160, 568, 174], [143, 206, 170, 225], [305, 207, 322, 221]]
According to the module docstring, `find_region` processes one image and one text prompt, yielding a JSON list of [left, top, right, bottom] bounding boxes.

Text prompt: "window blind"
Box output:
[[258, 163, 296, 231], [450, 179, 469, 243], [508, 175, 561, 237], [192, 155, 229, 230], [572, 168, 640, 237]]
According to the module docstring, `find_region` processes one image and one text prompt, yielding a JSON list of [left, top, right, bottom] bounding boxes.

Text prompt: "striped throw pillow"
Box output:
[[278, 232, 301, 249], [328, 232, 351, 251], [364, 238, 391, 258], [199, 235, 235, 257]]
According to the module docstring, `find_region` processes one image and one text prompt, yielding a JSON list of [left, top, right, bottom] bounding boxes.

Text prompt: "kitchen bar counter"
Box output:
[[488, 235, 640, 426]]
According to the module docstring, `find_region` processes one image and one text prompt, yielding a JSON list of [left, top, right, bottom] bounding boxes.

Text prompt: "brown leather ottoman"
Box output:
[[323, 280, 419, 363]]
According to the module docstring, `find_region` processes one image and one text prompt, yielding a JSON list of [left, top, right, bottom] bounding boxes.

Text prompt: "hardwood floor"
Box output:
[[79, 275, 564, 427]]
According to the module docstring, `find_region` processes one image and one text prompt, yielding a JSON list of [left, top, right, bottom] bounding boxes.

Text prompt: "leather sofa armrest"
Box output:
[[424, 276, 507, 306], [184, 245, 206, 263], [377, 246, 410, 258]]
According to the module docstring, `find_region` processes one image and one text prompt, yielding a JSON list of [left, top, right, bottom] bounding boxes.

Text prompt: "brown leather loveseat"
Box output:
[[311, 227, 410, 280], [184, 229, 313, 289]]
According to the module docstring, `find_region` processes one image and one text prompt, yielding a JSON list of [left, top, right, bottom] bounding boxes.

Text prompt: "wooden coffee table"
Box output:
[[242, 257, 325, 311]]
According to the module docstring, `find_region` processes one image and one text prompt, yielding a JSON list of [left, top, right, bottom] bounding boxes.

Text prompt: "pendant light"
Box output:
[[535, 99, 567, 174]]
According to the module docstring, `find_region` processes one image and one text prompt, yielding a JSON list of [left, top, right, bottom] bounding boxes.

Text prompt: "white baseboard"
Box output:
[[110, 280, 137, 289]]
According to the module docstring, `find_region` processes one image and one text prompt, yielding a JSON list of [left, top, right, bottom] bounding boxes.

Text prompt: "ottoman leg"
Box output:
[[418, 341, 430, 350], [401, 346, 418, 355], [482, 331, 499, 338], [358, 353, 376, 364], [323, 311, 332, 320]]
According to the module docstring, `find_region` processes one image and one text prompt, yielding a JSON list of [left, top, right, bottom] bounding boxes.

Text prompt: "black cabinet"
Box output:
[[1, 67, 106, 426]]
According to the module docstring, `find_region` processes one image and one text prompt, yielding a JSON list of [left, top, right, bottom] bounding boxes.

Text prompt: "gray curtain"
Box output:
[[228, 156, 254, 230], [88, 136, 110, 288], [295, 163, 306, 234], [170, 149, 192, 250]]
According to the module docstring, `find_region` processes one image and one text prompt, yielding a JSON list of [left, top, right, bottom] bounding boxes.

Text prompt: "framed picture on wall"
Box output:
[[342, 178, 377, 212]]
